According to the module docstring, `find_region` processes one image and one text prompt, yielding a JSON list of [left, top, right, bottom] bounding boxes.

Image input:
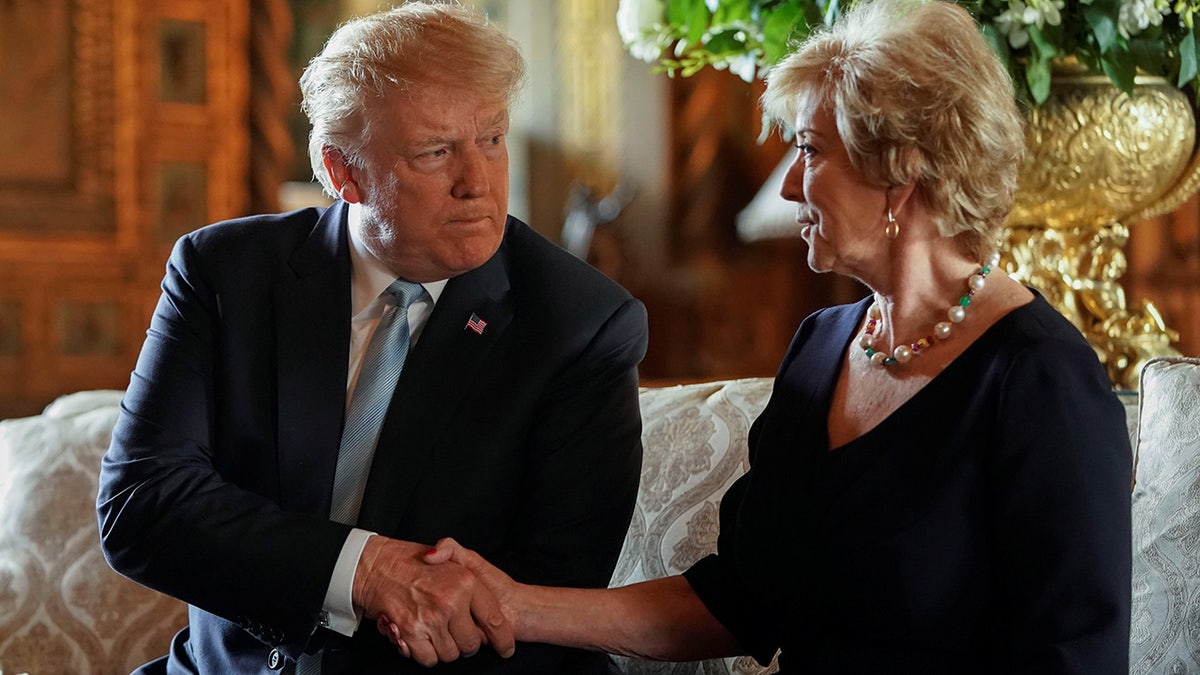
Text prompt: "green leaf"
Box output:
[[1026, 56, 1052, 104], [760, 4, 804, 64], [1099, 54, 1137, 92], [705, 28, 752, 53], [713, 0, 752, 24], [1082, 4, 1118, 53], [1128, 37, 1167, 76], [1027, 24, 1060, 61], [667, 0, 690, 27], [686, 0, 711, 45], [1180, 27, 1198, 87]]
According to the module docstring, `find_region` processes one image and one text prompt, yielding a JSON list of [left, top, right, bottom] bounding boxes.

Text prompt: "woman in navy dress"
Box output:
[[405, 0, 1133, 671]]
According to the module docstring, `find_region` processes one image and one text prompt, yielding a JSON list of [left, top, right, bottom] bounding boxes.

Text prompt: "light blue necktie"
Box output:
[[330, 278, 425, 525], [296, 280, 424, 675]]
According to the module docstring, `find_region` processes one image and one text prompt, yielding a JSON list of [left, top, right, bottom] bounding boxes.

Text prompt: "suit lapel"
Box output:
[[356, 239, 514, 534], [276, 203, 352, 516]]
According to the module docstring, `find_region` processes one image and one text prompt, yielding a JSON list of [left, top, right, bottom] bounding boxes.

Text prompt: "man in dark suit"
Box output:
[[96, 3, 647, 674]]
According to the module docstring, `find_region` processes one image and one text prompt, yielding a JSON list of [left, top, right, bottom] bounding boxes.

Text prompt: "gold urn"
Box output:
[[1003, 63, 1197, 389]]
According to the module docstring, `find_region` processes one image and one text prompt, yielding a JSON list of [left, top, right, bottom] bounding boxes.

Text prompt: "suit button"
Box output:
[[267, 648, 284, 670]]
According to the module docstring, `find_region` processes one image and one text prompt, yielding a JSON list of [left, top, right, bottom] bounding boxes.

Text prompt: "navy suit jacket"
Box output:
[[97, 202, 647, 674]]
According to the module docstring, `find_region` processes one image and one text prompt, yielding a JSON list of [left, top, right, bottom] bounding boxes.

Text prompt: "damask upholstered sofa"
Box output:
[[1, 357, 1197, 674]]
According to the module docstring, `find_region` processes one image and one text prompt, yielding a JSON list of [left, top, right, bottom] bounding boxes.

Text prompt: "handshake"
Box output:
[[352, 536, 520, 667], [349, 534, 724, 667]]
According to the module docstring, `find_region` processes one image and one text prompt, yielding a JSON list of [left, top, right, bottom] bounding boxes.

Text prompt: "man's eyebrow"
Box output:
[[485, 110, 510, 129]]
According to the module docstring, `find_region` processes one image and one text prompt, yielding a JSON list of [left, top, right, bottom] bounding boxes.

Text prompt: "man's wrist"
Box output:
[[351, 532, 383, 612], [320, 528, 375, 635]]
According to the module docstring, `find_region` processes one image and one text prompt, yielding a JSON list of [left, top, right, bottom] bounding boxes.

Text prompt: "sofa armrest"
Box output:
[[0, 391, 186, 674]]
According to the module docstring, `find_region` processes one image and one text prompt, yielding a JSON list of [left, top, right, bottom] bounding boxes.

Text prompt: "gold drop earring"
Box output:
[[884, 207, 900, 240]]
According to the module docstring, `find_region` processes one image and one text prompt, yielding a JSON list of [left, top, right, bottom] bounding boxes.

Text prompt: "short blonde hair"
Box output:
[[300, 1, 526, 196], [762, 0, 1025, 258]]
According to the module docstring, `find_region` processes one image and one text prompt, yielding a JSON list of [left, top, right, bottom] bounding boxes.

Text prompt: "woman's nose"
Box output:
[[778, 155, 805, 203]]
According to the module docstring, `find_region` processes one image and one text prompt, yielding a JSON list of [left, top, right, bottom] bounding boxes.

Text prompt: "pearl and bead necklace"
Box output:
[[860, 253, 999, 368]]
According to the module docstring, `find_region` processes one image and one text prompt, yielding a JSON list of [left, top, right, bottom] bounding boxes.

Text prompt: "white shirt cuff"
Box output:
[[320, 528, 375, 636]]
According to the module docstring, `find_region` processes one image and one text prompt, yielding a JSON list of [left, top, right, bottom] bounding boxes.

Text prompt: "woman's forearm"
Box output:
[[511, 574, 742, 661]]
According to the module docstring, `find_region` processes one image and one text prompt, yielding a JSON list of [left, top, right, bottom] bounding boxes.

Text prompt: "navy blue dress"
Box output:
[[684, 294, 1132, 674]]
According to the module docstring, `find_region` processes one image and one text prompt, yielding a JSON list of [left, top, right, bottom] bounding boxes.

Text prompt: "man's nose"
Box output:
[[452, 149, 491, 199]]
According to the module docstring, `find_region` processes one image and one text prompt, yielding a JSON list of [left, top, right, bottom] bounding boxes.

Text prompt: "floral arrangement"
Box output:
[[616, 0, 1200, 105]]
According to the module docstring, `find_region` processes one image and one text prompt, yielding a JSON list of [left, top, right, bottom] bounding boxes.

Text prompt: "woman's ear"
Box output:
[[886, 183, 918, 217], [321, 147, 363, 203]]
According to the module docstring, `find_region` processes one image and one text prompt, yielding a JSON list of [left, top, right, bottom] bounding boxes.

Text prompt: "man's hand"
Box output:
[[354, 536, 514, 666]]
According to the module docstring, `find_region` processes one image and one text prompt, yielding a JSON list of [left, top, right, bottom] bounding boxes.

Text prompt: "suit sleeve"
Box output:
[[497, 296, 647, 584], [96, 236, 347, 659], [988, 337, 1132, 674], [492, 296, 648, 670]]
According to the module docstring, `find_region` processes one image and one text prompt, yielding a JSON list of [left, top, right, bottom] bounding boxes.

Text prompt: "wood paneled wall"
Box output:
[[1128, 196, 1200, 358], [0, 0, 292, 419]]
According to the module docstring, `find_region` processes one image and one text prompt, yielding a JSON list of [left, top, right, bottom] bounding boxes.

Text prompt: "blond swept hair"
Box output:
[[300, 1, 526, 197], [762, 0, 1025, 258]]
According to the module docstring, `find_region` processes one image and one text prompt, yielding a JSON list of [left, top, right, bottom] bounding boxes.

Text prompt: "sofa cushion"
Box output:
[[612, 378, 777, 675], [0, 391, 187, 675], [1129, 356, 1200, 674]]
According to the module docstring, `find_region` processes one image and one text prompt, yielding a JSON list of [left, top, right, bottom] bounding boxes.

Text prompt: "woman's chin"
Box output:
[[800, 235, 832, 274], [804, 250, 833, 274]]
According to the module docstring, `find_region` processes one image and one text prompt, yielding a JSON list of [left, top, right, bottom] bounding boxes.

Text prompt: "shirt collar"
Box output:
[[346, 202, 448, 316]]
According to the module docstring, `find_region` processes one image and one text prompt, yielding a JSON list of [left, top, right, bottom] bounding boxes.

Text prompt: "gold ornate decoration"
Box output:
[[1003, 64, 1197, 389], [557, 0, 623, 187]]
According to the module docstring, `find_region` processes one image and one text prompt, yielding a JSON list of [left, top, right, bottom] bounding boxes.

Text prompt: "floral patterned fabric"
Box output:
[[0, 391, 187, 675], [613, 379, 778, 675], [1129, 356, 1200, 673]]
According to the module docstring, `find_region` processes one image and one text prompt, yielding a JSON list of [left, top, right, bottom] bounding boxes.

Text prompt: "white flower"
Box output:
[[726, 52, 761, 83], [1024, 0, 1065, 28], [1119, 0, 1170, 36], [995, 1, 1032, 48], [993, 0, 1065, 48], [617, 0, 666, 62]]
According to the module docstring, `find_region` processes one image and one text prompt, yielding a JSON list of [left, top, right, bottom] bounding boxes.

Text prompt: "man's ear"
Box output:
[[322, 147, 363, 203]]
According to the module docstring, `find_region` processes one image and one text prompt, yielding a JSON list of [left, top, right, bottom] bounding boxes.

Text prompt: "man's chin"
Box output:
[[442, 238, 504, 277]]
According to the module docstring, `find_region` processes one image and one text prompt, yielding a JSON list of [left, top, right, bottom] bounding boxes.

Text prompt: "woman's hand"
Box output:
[[422, 537, 519, 606], [374, 537, 519, 660]]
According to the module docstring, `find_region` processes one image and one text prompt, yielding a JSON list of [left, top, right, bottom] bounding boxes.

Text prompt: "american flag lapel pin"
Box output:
[[465, 313, 487, 335]]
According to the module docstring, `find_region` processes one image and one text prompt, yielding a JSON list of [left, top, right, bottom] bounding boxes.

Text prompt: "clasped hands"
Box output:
[[352, 536, 517, 666]]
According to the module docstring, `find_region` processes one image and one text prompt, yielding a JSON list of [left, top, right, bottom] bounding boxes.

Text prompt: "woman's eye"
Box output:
[[795, 142, 816, 157]]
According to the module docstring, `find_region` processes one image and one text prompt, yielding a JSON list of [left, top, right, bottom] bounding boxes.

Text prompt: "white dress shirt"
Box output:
[[320, 203, 448, 636]]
